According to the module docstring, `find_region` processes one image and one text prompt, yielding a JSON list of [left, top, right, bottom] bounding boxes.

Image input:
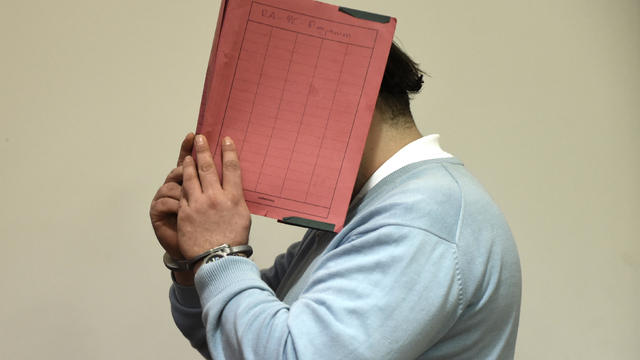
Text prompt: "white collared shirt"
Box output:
[[351, 134, 453, 204]]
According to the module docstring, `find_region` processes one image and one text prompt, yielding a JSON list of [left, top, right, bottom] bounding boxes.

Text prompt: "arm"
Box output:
[[170, 280, 211, 359], [166, 133, 303, 358], [259, 234, 307, 291], [170, 234, 308, 358], [195, 225, 463, 359]]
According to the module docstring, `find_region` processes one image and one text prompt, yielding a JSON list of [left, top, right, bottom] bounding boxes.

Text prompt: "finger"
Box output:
[[194, 134, 222, 194], [153, 182, 181, 201], [177, 132, 195, 167], [182, 156, 202, 200], [221, 136, 244, 197], [164, 166, 183, 185], [179, 183, 189, 205], [151, 197, 179, 215]]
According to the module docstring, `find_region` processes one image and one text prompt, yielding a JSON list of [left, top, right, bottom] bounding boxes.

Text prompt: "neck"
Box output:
[[353, 114, 422, 195]]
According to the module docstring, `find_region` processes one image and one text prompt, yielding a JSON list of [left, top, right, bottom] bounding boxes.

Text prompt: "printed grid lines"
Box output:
[[254, 31, 300, 191], [215, 11, 375, 215], [277, 39, 325, 195], [237, 27, 275, 154], [301, 43, 348, 204]]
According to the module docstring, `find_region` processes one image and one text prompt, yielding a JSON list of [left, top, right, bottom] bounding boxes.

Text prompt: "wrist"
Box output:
[[193, 246, 251, 274], [164, 244, 252, 274]]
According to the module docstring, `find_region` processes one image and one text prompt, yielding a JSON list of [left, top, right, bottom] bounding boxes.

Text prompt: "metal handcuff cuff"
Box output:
[[163, 244, 253, 272]]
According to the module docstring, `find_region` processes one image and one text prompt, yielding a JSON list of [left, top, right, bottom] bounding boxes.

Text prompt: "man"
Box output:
[[150, 43, 521, 359]]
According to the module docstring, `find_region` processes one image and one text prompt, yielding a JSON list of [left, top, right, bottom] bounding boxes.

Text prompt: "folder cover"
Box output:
[[195, 0, 396, 232]]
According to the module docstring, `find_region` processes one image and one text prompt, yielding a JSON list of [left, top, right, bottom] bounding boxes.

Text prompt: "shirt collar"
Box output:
[[351, 134, 453, 204]]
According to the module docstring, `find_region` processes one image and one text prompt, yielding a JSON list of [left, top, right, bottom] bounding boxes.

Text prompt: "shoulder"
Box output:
[[345, 159, 467, 243], [338, 157, 521, 317], [342, 157, 520, 290]]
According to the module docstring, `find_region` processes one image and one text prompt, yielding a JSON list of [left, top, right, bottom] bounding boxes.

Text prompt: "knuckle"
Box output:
[[151, 198, 177, 214], [205, 201, 218, 211], [154, 187, 167, 200], [165, 167, 183, 184], [227, 193, 242, 205], [155, 198, 170, 210], [158, 184, 179, 199], [223, 159, 240, 172], [161, 182, 178, 192], [183, 165, 196, 178], [199, 160, 216, 173]]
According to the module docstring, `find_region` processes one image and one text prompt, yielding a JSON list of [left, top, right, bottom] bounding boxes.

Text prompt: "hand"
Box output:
[[150, 133, 195, 260], [177, 134, 251, 269]]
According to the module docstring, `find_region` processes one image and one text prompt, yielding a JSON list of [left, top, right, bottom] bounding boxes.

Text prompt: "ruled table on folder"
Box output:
[[196, 0, 395, 231]]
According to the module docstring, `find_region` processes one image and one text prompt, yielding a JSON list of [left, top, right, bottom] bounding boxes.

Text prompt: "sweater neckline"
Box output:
[[347, 156, 464, 216], [351, 134, 454, 205]]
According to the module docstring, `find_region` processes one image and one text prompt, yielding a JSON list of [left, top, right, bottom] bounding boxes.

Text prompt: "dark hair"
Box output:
[[378, 42, 425, 124]]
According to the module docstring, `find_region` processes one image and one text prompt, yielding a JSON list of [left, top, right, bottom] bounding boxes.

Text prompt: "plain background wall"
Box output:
[[1, 0, 638, 358]]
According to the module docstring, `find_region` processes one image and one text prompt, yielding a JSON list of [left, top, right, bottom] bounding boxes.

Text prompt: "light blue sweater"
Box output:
[[170, 157, 521, 359]]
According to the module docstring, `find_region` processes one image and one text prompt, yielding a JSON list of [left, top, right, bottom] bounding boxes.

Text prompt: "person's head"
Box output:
[[376, 42, 425, 127]]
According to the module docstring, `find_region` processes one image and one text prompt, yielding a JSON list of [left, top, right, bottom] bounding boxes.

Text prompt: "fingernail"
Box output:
[[196, 135, 204, 145], [223, 136, 232, 145]]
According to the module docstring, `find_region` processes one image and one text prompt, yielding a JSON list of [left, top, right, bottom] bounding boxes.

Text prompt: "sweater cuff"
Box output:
[[170, 273, 201, 308], [194, 256, 262, 302]]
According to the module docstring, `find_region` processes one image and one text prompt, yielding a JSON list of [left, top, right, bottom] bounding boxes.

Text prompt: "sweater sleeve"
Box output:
[[259, 234, 306, 291], [169, 280, 211, 359], [170, 234, 309, 358], [194, 225, 464, 359]]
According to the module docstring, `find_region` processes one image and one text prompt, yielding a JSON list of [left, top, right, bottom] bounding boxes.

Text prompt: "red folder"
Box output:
[[195, 0, 396, 232]]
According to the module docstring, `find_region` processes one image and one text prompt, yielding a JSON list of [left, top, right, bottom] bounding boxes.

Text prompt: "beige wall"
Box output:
[[1, 0, 637, 359]]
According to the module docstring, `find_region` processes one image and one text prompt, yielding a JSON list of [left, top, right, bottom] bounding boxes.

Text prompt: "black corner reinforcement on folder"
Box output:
[[338, 7, 391, 23], [279, 217, 336, 232]]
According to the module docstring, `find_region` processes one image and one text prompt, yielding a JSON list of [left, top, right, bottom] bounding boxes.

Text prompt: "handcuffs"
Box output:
[[163, 244, 253, 272]]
